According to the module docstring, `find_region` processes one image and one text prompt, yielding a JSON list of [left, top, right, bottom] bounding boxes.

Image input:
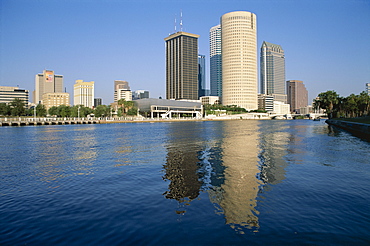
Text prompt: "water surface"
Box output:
[[1, 120, 369, 245]]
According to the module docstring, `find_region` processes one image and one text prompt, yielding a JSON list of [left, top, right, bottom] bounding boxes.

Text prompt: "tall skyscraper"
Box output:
[[221, 11, 258, 110], [164, 31, 199, 100], [73, 80, 95, 108], [286, 80, 308, 113], [198, 54, 206, 98], [114, 80, 130, 102], [260, 41, 286, 102], [210, 24, 222, 98], [34, 70, 63, 104]]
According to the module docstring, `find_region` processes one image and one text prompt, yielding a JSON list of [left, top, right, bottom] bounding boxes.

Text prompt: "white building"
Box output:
[[117, 89, 132, 101], [273, 101, 290, 115], [200, 96, 220, 105], [366, 83, 370, 95], [73, 80, 94, 108], [221, 11, 258, 110]]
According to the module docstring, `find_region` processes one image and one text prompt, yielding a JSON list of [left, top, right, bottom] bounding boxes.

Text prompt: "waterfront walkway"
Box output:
[[0, 117, 100, 126]]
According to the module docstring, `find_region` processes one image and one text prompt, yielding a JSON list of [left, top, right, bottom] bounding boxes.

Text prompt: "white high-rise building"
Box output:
[[210, 24, 222, 98], [366, 83, 370, 95], [221, 11, 258, 110], [73, 80, 94, 108]]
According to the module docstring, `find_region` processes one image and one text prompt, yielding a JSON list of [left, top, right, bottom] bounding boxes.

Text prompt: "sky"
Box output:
[[1, 0, 369, 105]]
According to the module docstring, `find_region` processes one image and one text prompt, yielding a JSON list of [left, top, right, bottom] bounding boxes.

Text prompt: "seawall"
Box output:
[[326, 119, 370, 140]]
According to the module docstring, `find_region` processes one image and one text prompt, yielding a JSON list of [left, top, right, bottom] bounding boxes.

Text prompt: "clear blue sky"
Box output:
[[1, 0, 369, 104]]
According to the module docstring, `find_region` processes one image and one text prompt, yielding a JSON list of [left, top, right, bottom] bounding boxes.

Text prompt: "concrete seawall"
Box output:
[[326, 119, 370, 139]]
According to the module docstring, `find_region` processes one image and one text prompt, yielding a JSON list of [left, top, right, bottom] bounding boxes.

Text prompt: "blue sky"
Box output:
[[1, 0, 369, 104]]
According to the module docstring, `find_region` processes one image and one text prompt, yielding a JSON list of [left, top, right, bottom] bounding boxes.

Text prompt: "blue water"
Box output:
[[0, 120, 369, 245]]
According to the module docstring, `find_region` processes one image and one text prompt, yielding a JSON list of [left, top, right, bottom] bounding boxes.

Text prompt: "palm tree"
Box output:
[[317, 90, 339, 118]]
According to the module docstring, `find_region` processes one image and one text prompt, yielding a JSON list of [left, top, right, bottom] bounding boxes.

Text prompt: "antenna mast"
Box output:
[[174, 14, 177, 33], [180, 10, 183, 31]]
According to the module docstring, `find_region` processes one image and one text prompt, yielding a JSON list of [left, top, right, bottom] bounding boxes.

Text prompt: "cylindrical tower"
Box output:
[[221, 11, 257, 110]]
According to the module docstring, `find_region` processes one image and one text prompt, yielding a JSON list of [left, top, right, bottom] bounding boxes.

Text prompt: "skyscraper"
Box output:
[[210, 24, 222, 98], [165, 31, 199, 100], [73, 80, 94, 108], [260, 41, 286, 102], [286, 80, 308, 113], [198, 54, 206, 98], [114, 80, 130, 102], [221, 11, 258, 110], [34, 70, 63, 104]]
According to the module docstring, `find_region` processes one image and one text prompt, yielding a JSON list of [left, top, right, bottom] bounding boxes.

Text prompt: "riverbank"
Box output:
[[326, 117, 370, 140]]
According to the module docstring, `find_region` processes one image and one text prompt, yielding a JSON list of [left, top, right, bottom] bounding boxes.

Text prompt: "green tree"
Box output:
[[57, 105, 71, 117], [0, 103, 11, 116], [127, 107, 138, 116], [357, 91, 370, 116], [10, 98, 26, 116], [48, 106, 58, 116], [94, 105, 110, 117], [36, 104, 47, 117], [316, 90, 339, 118]]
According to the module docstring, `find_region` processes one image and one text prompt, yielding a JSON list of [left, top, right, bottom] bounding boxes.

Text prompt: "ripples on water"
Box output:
[[0, 120, 369, 245]]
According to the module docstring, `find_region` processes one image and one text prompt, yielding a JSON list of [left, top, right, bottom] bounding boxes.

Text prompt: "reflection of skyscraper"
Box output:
[[210, 24, 222, 98], [34, 70, 63, 104], [163, 123, 204, 207], [165, 31, 200, 100], [221, 11, 258, 110], [208, 121, 262, 231]]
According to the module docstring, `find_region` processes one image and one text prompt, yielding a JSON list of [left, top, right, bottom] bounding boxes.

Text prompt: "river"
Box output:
[[0, 120, 369, 245]]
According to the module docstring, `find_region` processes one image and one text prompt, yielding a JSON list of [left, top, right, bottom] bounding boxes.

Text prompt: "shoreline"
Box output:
[[326, 118, 370, 141]]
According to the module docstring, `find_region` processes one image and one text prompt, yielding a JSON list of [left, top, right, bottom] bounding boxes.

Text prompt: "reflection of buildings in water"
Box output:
[[208, 121, 262, 231], [259, 129, 290, 185], [33, 127, 98, 184], [162, 123, 205, 206]]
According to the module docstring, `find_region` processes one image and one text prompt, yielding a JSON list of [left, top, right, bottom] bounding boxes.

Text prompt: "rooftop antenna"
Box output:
[[180, 9, 183, 31], [174, 14, 177, 33]]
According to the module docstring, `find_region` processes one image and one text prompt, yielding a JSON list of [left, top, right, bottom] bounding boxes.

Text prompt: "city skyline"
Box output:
[[1, 0, 369, 104]]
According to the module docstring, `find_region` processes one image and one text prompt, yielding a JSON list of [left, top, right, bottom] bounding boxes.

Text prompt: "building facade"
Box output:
[[210, 24, 222, 98], [221, 11, 258, 110], [165, 31, 199, 100], [260, 41, 286, 102], [73, 80, 94, 108], [286, 80, 308, 113], [42, 92, 70, 110], [133, 90, 149, 100], [94, 98, 102, 107], [0, 86, 29, 105], [117, 89, 132, 101], [114, 80, 130, 102], [34, 70, 63, 104], [198, 54, 206, 98], [366, 83, 370, 95]]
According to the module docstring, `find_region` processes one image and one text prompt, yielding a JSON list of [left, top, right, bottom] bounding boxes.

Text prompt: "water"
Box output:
[[0, 120, 369, 245]]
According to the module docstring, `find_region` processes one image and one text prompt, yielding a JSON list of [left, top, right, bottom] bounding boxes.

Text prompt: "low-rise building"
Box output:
[[0, 86, 29, 106], [200, 96, 220, 105], [42, 92, 70, 110]]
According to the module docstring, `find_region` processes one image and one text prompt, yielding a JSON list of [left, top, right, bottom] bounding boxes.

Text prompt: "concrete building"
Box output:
[[366, 83, 370, 95], [114, 80, 130, 102], [133, 90, 149, 100], [200, 96, 220, 105], [94, 98, 102, 107], [165, 31, 200, 100], [286, 80, 308, 113], [117, 89, 132, 101], [34, 70, 63, 104], [273, 101, 290, 115], [0, 86, 29, 105], [258, 94, 274, 112], [42, 92, 70, 110], [209, 24, 222, 99], [198, 54, 206, 98], [134, 98, 202, 119], [221, 11, 258, 110], [260, 41, 286, 103], [73, 80, 94, 108]]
